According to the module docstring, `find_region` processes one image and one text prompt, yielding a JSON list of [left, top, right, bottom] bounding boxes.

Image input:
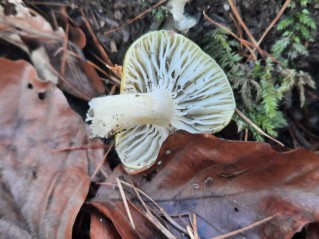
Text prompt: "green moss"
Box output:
[[202, 0, 317, 140], [271, 0, 317, 63]]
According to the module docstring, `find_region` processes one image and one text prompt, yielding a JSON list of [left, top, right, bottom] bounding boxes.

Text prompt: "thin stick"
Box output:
[[257, 0, 291, 46], [91, 141, 114, 180], [86, 60, 121, 85], [192, 214, 199, 239], [50, 9, 58, 30], [89, 51, 122, 80], [47, 63, 91, 101], [60, 23, 69, 77], [110, 85, 117, 95], [65, 50, 121, 86], [117, 180, 188, 234], [130, 182, 177, 239], [81, 10, 113, 67], [51, 144, 111, 152], [244, 128, 248, 141], [145, 211, 177, 239], [229, 14, 244, 51], [104, 0, 167, 35], [116, 177, 136, 230], [248, 0, 291, 60], [235, 109, 285, 147], [227, 0, 262, 57], [187, 226, 195, 239], [98, 181, 188, 234], [211, 214, 279, 239], [131, 181, 152, 214], [106, 64, 123, 78], [202, 11, 257, 60]]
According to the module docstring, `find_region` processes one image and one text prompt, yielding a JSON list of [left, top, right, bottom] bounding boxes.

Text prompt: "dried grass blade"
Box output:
[[81, 10, 113, 67], [248, 0, 291, 60], [235, 108, 285, 147], [119, 179, 188, 234], [116, 177, 136, 230], [202, 11, 257, 60]]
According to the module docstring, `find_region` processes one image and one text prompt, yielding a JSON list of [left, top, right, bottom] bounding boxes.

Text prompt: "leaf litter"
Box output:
[[0, 58, 104, 238], [89, 131, 319, 239], [0, 0, 105, 100], [0, 1, 319, 238]]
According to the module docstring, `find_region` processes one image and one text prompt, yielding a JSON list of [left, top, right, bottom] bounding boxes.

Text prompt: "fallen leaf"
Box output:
[[0, 1, 105, 100], [90, 131, 319, 239], [90, 212, 121, 239], [0, 58, 104, 239], [89, 200, 168, 239]]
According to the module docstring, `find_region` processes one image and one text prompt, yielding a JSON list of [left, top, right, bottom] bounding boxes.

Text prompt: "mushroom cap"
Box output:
[[116, 30, 235, 172]]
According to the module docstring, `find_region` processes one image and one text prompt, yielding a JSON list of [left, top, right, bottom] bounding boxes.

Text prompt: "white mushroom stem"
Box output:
[[87, 89, 174, 138]]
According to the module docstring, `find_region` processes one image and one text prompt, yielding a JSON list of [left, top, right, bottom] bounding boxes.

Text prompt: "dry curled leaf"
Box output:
[[90, 131, 319, 239], [0, 1, 105, 100], [0, 58, 104, 239]]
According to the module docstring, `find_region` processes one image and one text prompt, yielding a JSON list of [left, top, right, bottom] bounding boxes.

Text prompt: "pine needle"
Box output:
[[116, 177, 136, 230], [235, 108, 285, 147]]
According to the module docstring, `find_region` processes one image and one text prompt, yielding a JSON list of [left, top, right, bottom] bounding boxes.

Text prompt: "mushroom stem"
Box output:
[[87, 89, 174, 138]]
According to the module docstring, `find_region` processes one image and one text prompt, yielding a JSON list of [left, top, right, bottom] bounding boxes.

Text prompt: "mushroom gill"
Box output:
[[86, 30, 236, 172]]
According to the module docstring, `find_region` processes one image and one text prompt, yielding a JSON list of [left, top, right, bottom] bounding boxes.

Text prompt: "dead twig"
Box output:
[[86, 59, 121, 86], [100, 180, 188, 234], [192, 214, 199, 239], [227, 0, 262, 57], [60, 22, 69, 77], [47, 63, 91, 101], [130, 181, 177, 239], [89, 51, 122, 82], [116, 177, 136, 230], [202, 11, 257, 60], [65, 50, 121, 86], [248, 0, 291, 60], [235, 108, 285, 147], [81, 10, 114, 67], [244, 128, 248, 141], [51, 144, 111, 152], [203, 10, 282, 65], [187, 226, 195, 239], [106, 64, 123, 78], [118, 179, 188, 234]]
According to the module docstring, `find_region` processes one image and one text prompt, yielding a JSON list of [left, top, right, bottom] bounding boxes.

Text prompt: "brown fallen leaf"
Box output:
[[0, 1, 105, 100], [89, 131, 319, 239], [0, 58, 104, 239], [90, 212, 121, 239], [90, 200, 168, 239]]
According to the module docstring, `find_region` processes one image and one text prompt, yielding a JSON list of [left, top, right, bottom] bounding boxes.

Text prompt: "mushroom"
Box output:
[[86, 30, 235, 173]]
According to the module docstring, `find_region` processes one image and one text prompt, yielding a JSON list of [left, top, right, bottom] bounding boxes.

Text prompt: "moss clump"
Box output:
[[202, 0, 317, 140]]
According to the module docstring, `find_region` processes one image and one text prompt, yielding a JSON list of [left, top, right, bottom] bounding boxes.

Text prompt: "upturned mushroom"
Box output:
[[86, 30, 235, 172]]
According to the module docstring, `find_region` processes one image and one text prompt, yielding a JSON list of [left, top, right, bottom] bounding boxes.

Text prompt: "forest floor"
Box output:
[[1, 0, 319, 238]]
